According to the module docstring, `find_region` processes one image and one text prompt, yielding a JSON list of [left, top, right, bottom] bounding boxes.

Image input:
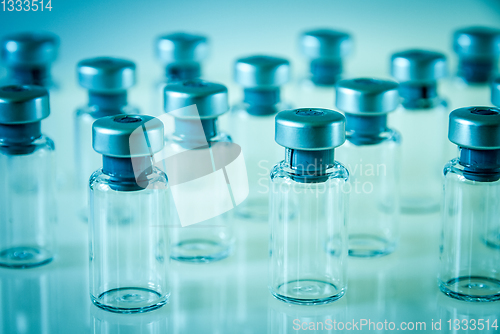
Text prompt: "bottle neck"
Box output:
[[399, 81, 438, 109], [243, 87, 281, 116], [457, 56, 498, 84], [165, 62, 201, 82], [310, 59, 342, 86], [345, 114, 387, 145], [102, 155, 153, 191], [285, 148, 334, 183], [0, 122, 42, 155], [459, 147, 500, 182], [8, 66, 51, 87], [88, 91, 128, 112]]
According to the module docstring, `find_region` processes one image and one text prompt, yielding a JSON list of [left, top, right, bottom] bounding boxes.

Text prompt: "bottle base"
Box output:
[[91, 287, 169, 314], [482, 228, 500, 249], [0, 246, 53, 268], [400, 197, 440, 214], [348, 235, 396, 257], [439, 276, 500, 302], [235, 198, 269, 222], [270, 279, 345, 305], [170, 239, 232, 263]]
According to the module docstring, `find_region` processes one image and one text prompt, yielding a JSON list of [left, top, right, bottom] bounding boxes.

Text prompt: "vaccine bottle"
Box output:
[[295, 29, 353, 109], [0, 85, 56, 268], [163, 79, 235, 263], [390, 49, 448, 213], [269, 108, 349, 305], [75, 57, 138, 221], [335, 78, 400, 257], [440, 106, 500, 302], [89, 114, 170, 313], [231, 55, 290, 220]]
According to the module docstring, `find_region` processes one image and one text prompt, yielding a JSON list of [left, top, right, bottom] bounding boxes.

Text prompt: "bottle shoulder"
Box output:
[[345, 128, 401, 147], [271, 160, 349, 183], [90, 167, 168, 192], [0, 135, 55, 155]]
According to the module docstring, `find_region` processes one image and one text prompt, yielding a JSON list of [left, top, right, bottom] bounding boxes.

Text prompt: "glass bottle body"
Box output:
[[439, 159, 500, 302], [269, 161, 349, 305], [0, 135, 56, 268], [89, 168, 170, 313]]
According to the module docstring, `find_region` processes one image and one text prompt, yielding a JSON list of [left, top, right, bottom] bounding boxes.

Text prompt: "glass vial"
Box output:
[[75, 57, 138, 221], [163, 79, 235, 263], [390, 49, 448, 213], [0, 85, 56, 268], [295, 29, 352, 109], [440, 106, 500, 302], [335, 78, 400, 257], [231, 55, 290, 220], [89, 115, 170, 313], [269, 108, 349, 305]]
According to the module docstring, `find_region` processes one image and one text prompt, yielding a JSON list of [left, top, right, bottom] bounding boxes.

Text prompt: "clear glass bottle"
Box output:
[[89, 115, 170, 313], [163, 79, 236, 263], [231, 55, 291, 221], [269, 108, 349, 305], [390, 49, 449, 213], [440, 106, 500, 302], [0, 85, 56, 268], [335, 78, 400, 257], [75, 57, 139, 221], [294, 29, 352, 109]]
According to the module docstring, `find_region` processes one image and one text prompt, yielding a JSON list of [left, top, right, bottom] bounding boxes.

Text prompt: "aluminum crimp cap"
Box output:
[[1, 32, 59, 67], [300, 29, 352, 60], [453, 26, 500, 58], [77, 57, 136, 92], [164, 79, 228, 119], [93, 115, 164, 157], [156, 32, 208, 64], [390, 49, 447, 82], [275, 108, 345, 150], [0, 85, 50, 124], [335, 78, 399, 115], [449, 106, 500, 150], [491, 77, 500, 107], [234, 55, 290, 88]]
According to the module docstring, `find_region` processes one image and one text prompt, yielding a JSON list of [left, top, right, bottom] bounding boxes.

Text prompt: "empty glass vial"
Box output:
[[269, 108, 349, 305], [440, 106, 500, 302], [231, 55, 290, 220], [0, 85, 56, 268], [89, 115, 170, 313], [75, 57, 138, 221], [296, 29, 352, 109], [335, 78, 400, 257], [390, 49, 448, 213], [163, 79, 235, 263]]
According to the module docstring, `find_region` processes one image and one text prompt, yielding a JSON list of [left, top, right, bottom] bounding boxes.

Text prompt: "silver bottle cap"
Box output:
[[164, 79, 228, 119], [449, 107, 500, 149], [275, 108, 345, 150], [300, 29, 352, 60], [1, 32, 59, 67], [234, 55, 290, 88], [453, 26, 500, 57], [156, 32, 208, 64], [492, 77, 500, 107], [0, 85, 50, 124], [390, 49, 447, 82], [93, 115, 164, 157], [335, 78, 399, 115], [77, 57, 136, 92]]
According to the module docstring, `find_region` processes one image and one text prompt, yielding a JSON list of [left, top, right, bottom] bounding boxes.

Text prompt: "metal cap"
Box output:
[[300, 29, 352, 60], [275, 108, 345, 150], [0, 85, 50, 124], [77, 57, 136, 92], [449, 107, 500, 149], [335, 78, 399, 115], [92, 115, 164, 157], [453, 26, 500, 58], [492, 77, 500, 107], [234, 55, 290, 88], [390, 49, 447, 82], [156, 32, 208, 64], [1, 32, 59, 67]]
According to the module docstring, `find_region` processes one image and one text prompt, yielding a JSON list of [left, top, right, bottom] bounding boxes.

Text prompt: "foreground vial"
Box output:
[[75, 57, 138, 221], [89, 115, 170, 313], [269, 108, 348, 305], [390, 49, 448, 213], [231, 55, 291, 220], [440, 107, 500, 302], [0, 85, 56, 268], [335, 78, 400, 257], [163, 79, 234, 262]]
